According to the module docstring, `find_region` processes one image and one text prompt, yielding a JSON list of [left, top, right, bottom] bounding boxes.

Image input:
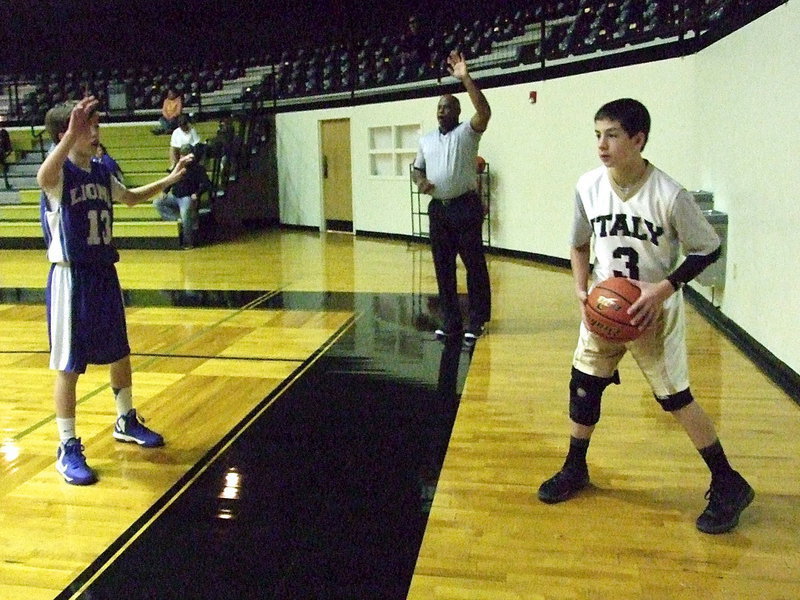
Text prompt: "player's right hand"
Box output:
[[67, 96, 100, 137], [577, 289, 589, 326]]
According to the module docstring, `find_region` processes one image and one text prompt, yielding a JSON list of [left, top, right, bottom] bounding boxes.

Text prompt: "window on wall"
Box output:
[[368, 124, 420, 177]]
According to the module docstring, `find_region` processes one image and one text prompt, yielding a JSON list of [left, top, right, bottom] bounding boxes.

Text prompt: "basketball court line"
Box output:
[[9, 288, 289, 443], [59, 312, 361, 599], [0, 286, 362, 598], [57, 291, 469, 599]]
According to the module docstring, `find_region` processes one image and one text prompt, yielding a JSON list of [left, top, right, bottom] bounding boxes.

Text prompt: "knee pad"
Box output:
[[656, 388, 694, 412], [569, 367, 618, 426]]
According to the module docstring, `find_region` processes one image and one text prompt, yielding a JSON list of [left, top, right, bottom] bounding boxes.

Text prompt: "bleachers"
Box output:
[[0, 0, 780, 124], [0, 121, 219, 250], [0, 0, 780, 251]]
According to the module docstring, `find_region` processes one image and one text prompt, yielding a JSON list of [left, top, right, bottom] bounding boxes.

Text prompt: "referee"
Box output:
[[412, 51, 492, 343]]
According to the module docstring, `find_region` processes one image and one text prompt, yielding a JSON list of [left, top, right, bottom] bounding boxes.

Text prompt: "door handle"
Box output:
[[323, 155, 328, 178]]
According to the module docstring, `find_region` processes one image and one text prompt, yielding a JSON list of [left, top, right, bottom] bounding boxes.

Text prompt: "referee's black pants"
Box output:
[[428, 191, 491, 332]]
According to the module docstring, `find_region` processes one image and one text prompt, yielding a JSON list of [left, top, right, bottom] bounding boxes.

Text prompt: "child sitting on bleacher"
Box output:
[[92, 142, 124, 184]]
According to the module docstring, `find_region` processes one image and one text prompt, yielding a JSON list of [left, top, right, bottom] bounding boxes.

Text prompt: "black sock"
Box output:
[[563, 436, 590, 474], [698, 439, 735, 481]]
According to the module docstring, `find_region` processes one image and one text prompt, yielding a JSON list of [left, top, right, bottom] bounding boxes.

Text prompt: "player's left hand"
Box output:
[[626, 279, 672, 330], [169, 153, 194, 181], [446, 51, 468, 80]]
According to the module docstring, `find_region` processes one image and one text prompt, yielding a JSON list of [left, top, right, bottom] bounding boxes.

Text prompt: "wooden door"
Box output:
[[321, 119, 353, 232]]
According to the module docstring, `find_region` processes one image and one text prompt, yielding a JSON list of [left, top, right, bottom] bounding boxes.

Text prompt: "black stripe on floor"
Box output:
[[47, 290, 475, 600]]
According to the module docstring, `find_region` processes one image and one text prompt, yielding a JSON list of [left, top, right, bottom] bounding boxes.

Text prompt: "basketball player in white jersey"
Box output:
[[537, 98, 753, 534]]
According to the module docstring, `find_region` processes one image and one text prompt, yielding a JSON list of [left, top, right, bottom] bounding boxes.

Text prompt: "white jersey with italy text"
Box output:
[[571, 163, 720, 285]]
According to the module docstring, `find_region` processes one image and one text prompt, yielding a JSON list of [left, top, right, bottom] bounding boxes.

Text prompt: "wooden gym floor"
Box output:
[[0, 229, 798, 599]]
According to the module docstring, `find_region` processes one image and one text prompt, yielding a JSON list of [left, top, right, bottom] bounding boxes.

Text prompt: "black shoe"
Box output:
[[537, 469, 590, 504], [434, 326, 462, 340], [696, 471, 754, 534], [463, 324, 486, 343]]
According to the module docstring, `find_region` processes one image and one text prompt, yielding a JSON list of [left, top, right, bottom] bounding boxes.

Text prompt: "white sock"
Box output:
[[56, 417, 76, 444], [114, 386, 133, 417]]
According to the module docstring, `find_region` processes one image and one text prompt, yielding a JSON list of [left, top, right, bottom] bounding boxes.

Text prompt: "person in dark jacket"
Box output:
[[154, 144, 210, 248]]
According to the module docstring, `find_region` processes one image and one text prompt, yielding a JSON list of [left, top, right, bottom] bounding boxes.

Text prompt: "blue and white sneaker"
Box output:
[[113, 409, 165, 448], [56, 438, 97, 485]]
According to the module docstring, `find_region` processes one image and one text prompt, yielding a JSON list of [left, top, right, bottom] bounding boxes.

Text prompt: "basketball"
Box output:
[[584, 277, 642, 343]]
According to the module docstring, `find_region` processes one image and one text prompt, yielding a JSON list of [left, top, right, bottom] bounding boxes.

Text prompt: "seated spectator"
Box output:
[[92, 142, 124, 183], [0, 128, 11, 189], [0, 128, 12, 161], [154, 144, 211, 249], [169, 114, 201, 168], [153, 88, 183, 135], [400, 14, 429, 66]]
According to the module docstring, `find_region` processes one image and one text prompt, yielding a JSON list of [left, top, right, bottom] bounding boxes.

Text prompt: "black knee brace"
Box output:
[[569, 367, 619, 426], [655, 388, 694, 412]]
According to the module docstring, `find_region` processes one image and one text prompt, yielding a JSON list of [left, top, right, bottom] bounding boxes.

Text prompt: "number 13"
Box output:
[[87, 209, 111, 245]]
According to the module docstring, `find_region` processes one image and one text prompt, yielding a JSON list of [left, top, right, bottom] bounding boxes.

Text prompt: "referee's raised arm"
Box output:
[[446, 51, 491, 132]]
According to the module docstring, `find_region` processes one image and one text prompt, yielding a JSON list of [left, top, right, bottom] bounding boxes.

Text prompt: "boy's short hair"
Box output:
[[44, 103, 75, 144], [595, 98, 650, 149]]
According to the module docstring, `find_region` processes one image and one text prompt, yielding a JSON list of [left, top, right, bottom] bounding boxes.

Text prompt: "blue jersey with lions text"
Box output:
[[40, 159, 120, 265]]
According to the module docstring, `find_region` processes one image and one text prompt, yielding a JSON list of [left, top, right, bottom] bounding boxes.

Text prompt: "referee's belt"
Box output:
[[435, 190, 477, 207]]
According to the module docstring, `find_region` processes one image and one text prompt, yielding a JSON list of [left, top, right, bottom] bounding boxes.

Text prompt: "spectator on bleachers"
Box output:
[[211, 115, 242, 180], [169, 114, 201, 168], [153, 88, 182, 135], [400, 14, 430, 66], [1, 128, 12, 189], [154, 143, 210, 249], [92, 142, 124, 184], [0, 128, 12, 161]]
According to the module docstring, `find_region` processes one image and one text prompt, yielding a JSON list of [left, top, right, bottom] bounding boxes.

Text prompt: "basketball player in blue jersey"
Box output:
[[537, 98, 753, 533], [39, 96, 193, 485]]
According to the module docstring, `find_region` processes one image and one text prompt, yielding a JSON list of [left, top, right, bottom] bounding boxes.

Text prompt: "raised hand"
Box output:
[[446, 51, 468, 80], [67, 96, 100, 138]]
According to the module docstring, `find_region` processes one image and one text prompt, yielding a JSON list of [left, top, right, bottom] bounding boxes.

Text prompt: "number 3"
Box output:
[[612, 246, 640, 279]]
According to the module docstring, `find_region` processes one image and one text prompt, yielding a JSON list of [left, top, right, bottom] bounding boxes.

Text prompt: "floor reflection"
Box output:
[[68, 291, 474, 600]]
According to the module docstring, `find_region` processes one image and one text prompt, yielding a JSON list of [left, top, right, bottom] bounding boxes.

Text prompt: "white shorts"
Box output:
[[572, 292, 689, 399]]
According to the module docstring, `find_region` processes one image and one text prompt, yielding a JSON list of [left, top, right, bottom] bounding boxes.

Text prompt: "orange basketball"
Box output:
[[584, 277, 642, 343]]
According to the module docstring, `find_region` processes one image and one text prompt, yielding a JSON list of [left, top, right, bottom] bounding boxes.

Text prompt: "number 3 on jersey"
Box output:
[[87, 209, 112, 245], [612, 246, 639, 280]]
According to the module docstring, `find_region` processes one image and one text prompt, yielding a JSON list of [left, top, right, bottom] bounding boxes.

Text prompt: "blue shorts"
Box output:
[[46, 263, 130, 374]]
